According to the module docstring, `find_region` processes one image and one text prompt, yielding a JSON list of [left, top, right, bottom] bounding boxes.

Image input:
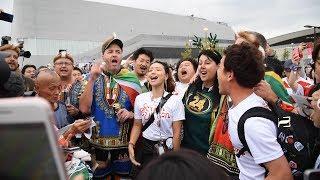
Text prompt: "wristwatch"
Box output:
[[275, 97, 282, 106]]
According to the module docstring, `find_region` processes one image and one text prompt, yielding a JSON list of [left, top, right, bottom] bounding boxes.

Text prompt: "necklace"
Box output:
[[105, 76, 120, 106]]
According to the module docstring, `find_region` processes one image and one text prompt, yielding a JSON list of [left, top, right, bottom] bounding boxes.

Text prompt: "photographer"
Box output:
[[0, 43, 35, 92], [0, 52, 25, 98]]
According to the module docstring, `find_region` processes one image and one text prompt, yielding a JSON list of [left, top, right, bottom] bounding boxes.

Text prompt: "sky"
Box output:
[[0, 0, 319, 39], [85, 0, 320, 38]]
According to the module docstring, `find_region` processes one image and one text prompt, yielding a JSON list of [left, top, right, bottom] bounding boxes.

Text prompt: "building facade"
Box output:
[[10, 0, 235, 67]]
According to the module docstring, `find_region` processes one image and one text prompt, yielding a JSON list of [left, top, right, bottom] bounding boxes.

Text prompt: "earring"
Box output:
[[164, 81, 168, 92]]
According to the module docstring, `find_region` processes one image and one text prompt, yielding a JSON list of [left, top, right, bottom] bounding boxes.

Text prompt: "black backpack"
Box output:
[[237, 104, 319, 179]]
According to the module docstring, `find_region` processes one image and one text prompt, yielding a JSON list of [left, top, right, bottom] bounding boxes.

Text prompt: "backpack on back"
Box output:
[[237, 104, 319, 179]]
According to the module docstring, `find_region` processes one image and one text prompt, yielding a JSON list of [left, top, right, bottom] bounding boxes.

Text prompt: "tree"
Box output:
[[282, 48, 290, 60], [181, 42, 193, 60]]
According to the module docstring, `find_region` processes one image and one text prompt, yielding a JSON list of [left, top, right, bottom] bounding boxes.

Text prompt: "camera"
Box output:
[[1, 36, 11, 46], [1, 36, 31, 58], [17, 39, 31, 58]]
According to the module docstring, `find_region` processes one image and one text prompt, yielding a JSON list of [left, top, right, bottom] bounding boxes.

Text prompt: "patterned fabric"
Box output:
[[65, 158, 93, 180], [207, 96, 239, 175], [54, 101, 74, 129], [112, 69, 142, 106], [69, 80, 85, 108], [182, 85, 219, 155], [89, 69, 141, 150], [264, 71, 293, 104], [93, 148, 131, 177]]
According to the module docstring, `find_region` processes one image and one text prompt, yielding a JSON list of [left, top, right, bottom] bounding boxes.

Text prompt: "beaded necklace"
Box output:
[[104, 76, 120, 106]]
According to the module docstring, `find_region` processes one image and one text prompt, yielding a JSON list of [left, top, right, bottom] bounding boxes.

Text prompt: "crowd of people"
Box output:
[[0, 30, 320, 180]]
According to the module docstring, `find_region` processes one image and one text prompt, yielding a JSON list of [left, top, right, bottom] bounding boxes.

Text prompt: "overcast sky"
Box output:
[[86, 0, 320, 38], [0, 0, 319, 39]]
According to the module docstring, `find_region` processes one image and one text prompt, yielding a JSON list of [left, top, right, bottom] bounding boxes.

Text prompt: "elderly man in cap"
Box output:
[[80, 35, 141, 179]]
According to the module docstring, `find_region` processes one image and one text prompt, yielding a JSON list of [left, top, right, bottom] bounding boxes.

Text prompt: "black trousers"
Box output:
[[130, 137, 158, 178]]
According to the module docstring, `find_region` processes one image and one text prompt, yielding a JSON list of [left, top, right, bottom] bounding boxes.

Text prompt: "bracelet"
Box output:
[[275, 97, 282, 106], [128, 142, 135, 148]]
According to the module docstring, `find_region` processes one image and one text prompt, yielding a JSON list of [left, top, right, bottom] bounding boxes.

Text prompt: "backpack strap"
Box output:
[[237, 107, 278, 158], [142, 93, 173, 132]]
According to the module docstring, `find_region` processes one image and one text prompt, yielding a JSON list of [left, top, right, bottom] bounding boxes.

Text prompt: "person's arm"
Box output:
[[310, 90, 320, 127], [172, 120, 182, 150], [254, 80, 296, 112], [264, 72, 294, 104], [128, 119, 142, 166], [79, 64, 101, 114], [287, 71, 302, 94], [66, 104, 80, 117], [254, 80, 278, 104], [264, 155, 293, 180], [79, 78, 94, 114], [63, 119, 91, 138], [58, 119, 92, 147], [245, 117, 292, 180], [117, 108, 134, 123]]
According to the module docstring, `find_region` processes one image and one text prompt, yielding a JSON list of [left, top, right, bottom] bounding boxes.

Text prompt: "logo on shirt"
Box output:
[[289, 161, 298, 169], [186, 93, 212, 114], [294, 141, 304, 152], [139, 103, 171, 124]]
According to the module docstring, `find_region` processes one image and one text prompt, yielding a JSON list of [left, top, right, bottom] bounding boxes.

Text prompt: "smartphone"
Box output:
[[63, 146, 81, 153], [0, 97, 66, 179], [0, 12, 14, 23], [304, 169, 320, 180]]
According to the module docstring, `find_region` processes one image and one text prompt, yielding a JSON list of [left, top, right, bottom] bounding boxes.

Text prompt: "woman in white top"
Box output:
[[128, 61, 185, 174]]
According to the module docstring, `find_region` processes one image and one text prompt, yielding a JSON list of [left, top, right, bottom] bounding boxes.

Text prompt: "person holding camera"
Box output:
[[0, 52, 25, 98], [0, 44, 35, 92]]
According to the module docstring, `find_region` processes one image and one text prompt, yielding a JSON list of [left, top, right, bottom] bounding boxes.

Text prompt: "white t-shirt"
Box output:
[[228, 93, 283, 180], [282, 77, 313, 96], [175, 82, 189, 98], [134, 91, 185, 141]]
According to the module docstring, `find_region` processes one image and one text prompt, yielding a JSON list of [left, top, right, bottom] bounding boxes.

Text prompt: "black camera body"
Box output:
[[1, 36, 11, 46], [17, 39, 31, 58], [1, 36, 31, 58]]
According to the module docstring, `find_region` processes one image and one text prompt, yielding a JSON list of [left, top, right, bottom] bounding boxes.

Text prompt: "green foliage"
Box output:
[[181, 42, 193, 60], [282, 48, 290, 60], [192, 33, 219, 52]]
